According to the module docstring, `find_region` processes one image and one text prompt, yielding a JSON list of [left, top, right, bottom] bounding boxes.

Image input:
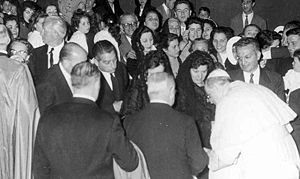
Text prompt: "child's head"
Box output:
[[293, 49, 300, 72], [192, 38, 208, 52]]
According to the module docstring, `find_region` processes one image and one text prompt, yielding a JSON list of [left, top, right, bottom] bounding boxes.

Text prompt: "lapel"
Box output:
[[259, 68, 270, 87], [40, 44, 49, 70], [236, 69, 245, 81], [55, 65, 73, 97], [239, 13, 244, 27]]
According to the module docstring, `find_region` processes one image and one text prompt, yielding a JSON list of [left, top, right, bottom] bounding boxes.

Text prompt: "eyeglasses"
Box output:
[[10, 49, 28, 55], [176, 8, 190, 14], [122, 22, 138, 28]]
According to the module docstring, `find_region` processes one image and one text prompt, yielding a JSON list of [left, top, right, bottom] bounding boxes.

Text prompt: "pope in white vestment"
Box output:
[[0, 56, 40, 179], [204, 69, 300, 179]]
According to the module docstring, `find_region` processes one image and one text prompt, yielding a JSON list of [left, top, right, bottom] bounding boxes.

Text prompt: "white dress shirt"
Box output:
[[243, 12, 254, 27], [101, 71, 114, 90], [47, 42, 64, 68], [243, 66, 260, 84], [73, 93, 96, 102]]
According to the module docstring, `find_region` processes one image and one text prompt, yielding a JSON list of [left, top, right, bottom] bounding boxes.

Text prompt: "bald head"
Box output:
[[60, 42, 88, 74], [147, 72, 175, 106]]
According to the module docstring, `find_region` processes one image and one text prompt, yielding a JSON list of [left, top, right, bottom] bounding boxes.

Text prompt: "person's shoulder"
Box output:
[[231, 13, 242, 21], [227, 69, 241, 77], [263, 69, 282, 80], [253, 13, 266, 21]]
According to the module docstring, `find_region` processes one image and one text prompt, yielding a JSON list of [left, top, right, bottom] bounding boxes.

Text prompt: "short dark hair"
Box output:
[[234, 37, 260, 51], [211, 26, 234, 41], [71, 9, 90, 32], [140, 50, 172, 78], [284, 20, 300, 31], [241, 0, 255, 3], [174, 0, 192, 10], [21, 1, 39, 12], [198, 6, 210, 16], [71, 61, 101, 89], [160, 33, 179, 50], [186, 16, 203, 31], [294, 49, 300, 60], [256, 30, 281, 49], [92, 40, 117, 61], [286, 27, 300, 37], [3, 14, 19, 25]]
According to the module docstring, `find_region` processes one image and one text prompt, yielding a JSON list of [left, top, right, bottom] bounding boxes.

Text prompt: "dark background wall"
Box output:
[[120, 0, 300, 30]]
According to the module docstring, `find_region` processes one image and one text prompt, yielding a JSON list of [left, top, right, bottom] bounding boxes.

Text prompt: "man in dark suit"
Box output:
[[28, 16, 67, 85], [36, 43, 88, 115], [230, 0, 266, 35], [156, 0, 175, 23], [228, 37, 285, 101], [119, 13, 138, 63], [92, 40, 129, 114], [33, 61, 138, 179], [125, 72, 208, 179]]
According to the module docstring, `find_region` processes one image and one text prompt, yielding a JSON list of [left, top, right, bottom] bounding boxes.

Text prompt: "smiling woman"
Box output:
[[69, 9, 91, 53]]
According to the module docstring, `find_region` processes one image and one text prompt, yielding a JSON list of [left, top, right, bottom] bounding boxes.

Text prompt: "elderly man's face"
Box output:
[[287, 34, 300, 57], [237, 44, 260, 73], [121, 16, 138, 37]]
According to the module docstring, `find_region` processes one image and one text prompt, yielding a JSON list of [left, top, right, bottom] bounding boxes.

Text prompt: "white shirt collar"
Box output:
[[243, 66, 260, 84], [73, 93, 96, 102], [243, 12, 254, 27], [59, 62, 73, 93], [150, 99, 170, 105], [219, 52, 228, 66], [47, 42, 64, 68], [125, 35, 132, 45], [100, 70, 113, 90]]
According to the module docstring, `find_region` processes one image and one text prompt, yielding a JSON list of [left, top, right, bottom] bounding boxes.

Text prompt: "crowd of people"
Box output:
[[1, 0, 300, 178]]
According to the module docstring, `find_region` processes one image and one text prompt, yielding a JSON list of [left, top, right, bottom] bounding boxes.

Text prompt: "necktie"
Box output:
[[111, 73, 121, 100], [249, 73, 254, 84], [49, 48, 54, 68], [245, 15, 249, 27]]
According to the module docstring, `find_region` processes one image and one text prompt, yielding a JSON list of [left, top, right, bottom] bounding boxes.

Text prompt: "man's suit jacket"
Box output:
[[119, 33, 132, 62], [96, 61, 129, 113], [28, 44, 49, 85], [230, 13, 267, 35], [125, 103, 208, 179], [36, 64, 73, 115], [156, 3, 174, 23], [33, 97, 138, 179], [228, 68, 285, 101]]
